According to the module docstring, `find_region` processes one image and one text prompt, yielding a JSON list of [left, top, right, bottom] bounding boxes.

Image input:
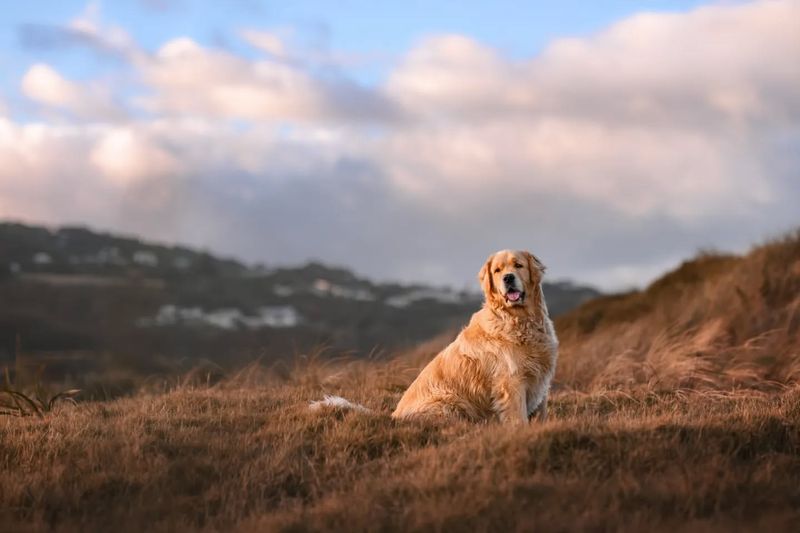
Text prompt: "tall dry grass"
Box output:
[[1, 360, 798, 532], [556, 231, 800, 392]]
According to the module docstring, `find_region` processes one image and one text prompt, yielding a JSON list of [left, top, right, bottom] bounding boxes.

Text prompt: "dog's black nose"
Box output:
[[503, 274, 515, 285]]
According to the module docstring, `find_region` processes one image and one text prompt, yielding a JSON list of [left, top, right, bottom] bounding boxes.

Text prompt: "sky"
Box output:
[[0, 0, 798, 291]]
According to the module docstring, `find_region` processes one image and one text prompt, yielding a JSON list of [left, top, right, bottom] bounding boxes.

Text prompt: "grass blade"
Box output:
[[48, 389, 81, 410]]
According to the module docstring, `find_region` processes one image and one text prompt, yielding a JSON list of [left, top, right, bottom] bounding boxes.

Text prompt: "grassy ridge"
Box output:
[[2, 231, 800, 531], [2, 377, 798, 531], [556, 231, 800, 391]]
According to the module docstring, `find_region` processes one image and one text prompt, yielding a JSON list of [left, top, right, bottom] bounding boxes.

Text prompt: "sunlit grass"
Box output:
[[1, 367, 80, 417], [1, 364, 797, 531]]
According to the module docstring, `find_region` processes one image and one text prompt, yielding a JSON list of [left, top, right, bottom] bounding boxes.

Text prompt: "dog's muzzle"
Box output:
[[503, 274, 525, 304]]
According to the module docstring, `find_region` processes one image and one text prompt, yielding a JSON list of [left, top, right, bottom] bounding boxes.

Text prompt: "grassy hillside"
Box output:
[[3, 380, 797, 532], [1, 231, 799, 531], [555, 230, 800, 391]]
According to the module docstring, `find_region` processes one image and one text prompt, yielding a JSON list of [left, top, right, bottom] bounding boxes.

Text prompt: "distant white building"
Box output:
[[313, 279, 332, 293], [312, 278, 376, 301], [244, 307, 300, 328], [273, 285, 295, 297], [97, 247, 127, 265], [203, 308, 242, 329], [133, 250, 159, 267], [33, 252, 52, 265], [386, 288, 467, 308], [137, 305, 300, 329]]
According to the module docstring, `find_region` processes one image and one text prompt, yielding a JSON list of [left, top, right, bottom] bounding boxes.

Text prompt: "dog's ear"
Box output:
[[478, 254, 495, 300], [523, 251, 546, 285]]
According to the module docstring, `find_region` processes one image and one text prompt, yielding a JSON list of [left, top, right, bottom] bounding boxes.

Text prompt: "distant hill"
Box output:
[[0, 221, 600, 383], [0, 223, 247, 279]]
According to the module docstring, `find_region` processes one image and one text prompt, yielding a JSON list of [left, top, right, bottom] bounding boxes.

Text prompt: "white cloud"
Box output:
[[388, 0, 800, 127], [0, 119, 111, 224], [387, 34, 529, 117], [240, 29, 288, 58], [21, 64, 80, 107], [379, 0, 799, 223], [90, 127, 183, 185], [21, 63, 124, 120], [1, 0, 799, 290], [67, 1, 142, 61], [135, 37, 328, 121], [530, 0, 800, 126]]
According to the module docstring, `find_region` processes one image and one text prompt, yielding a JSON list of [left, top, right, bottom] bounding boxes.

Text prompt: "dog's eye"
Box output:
[[493, 267, 501, 273], [514, 263, 523, 268]]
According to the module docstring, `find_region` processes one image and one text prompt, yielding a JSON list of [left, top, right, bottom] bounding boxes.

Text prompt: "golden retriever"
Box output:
[[310, 250, 558, 424], [390, 250, 558, 423]]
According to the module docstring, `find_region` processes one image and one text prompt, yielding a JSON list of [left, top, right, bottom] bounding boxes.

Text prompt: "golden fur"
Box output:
[[392, 250, 559, 424]]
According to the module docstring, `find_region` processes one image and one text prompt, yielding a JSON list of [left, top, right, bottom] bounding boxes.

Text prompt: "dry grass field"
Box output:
[[2, 232, 799, 532]]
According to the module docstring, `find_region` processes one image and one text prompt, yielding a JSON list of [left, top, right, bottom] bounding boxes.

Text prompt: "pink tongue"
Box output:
[[507, 291, 521, 301]]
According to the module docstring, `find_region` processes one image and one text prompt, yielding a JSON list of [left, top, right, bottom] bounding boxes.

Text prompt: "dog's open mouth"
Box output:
[[505, 289, 525, 303]]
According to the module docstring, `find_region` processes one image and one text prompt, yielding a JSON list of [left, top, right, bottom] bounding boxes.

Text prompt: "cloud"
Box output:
[[0, 119, 111, 224], [66, 1, 141, 60], [2, 0, 799, 290], [133, 36, 398, 123], [17, 3, 140, 62], [90, 127, 183, 185], [136, 37, 326, 121], [530, 0, 800, 127], [380, 0, 799, 222], [18, 24, 94, 51], [21, 64, 76, 107], [21, 63, 125, 120], [388, 1, 800, 127], [387, 34, 531, 119], [240, 29, 289, 59]]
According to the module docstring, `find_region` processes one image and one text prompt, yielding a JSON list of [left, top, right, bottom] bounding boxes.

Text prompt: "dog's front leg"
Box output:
[[529, 396, 548, 422], [494, 379, 528, 424]]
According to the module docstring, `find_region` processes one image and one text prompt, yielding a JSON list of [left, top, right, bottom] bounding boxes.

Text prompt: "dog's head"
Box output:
[[478, 249, 546, 311]]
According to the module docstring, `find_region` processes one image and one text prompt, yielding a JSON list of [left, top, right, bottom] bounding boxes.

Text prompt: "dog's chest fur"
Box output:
[[464, 308, 558, 383], [490, 315, 558, 417]]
